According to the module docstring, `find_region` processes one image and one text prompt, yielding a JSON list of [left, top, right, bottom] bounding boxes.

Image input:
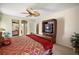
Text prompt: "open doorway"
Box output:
[[12, 20, 19, 36], [12, 20, 27, 37]]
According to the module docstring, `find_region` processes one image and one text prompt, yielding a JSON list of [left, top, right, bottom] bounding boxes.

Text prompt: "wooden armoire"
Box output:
[[42, 19, 57, 43]]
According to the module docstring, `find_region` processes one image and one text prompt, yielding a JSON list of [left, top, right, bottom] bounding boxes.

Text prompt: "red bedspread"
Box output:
[[0, 36, 45, 55], [26, 34, 53, 50]]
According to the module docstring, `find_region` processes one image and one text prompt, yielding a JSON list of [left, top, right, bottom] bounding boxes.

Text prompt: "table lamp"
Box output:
[[0, 27, 5, 37]]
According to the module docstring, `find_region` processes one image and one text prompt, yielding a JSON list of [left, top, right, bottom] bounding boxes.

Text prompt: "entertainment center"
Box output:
[[42, 19, 57, 43]]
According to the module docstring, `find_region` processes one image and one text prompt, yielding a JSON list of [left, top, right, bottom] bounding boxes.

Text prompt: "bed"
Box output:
[[0, 34, 53, 55]]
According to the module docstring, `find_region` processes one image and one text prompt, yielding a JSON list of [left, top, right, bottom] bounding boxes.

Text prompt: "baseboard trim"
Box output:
[[56, 42, 73, 49]]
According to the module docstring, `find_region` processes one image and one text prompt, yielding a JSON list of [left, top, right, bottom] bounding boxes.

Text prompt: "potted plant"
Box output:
[[71, 32, 79, 54]]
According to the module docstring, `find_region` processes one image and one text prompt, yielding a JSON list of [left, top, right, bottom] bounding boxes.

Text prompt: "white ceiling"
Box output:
[[0, 3, 79, 17]]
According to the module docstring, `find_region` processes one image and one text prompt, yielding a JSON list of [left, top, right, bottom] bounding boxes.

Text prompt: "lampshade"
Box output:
[[0, 27, 5, 32]]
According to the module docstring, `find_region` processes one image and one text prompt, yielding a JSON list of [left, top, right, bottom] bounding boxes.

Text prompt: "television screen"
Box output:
[[44, 24, 53, 33]]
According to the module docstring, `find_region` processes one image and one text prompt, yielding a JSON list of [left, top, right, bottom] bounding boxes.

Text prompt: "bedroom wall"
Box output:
[[0, 13, 2, 26], [38, 6, 79, 48], [1, 14, 12, 37], [29, 19, 37, 34], [0, 14, 31, 37], [0, 16, 1, 25]]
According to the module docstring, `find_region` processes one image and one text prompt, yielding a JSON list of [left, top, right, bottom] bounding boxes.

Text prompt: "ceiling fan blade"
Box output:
[[21, 8, 40, 17], [32, 11, 40, 16]]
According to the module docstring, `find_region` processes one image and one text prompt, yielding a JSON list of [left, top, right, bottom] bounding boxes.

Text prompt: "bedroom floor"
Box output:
[[53, 44, 76, 55]]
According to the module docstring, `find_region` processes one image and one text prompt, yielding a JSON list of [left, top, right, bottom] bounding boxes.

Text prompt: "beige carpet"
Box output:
[[52, 44, 76, 55]]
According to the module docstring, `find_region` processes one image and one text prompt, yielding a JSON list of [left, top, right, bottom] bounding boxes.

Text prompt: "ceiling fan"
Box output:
[[21, 8, 40, 17]]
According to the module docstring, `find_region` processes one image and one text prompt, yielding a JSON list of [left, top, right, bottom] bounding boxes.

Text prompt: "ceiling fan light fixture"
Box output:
[[21, 8, 40, 17]]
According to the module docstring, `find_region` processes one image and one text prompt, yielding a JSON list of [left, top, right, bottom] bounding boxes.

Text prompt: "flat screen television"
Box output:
[[44, 24, 53, 33]]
